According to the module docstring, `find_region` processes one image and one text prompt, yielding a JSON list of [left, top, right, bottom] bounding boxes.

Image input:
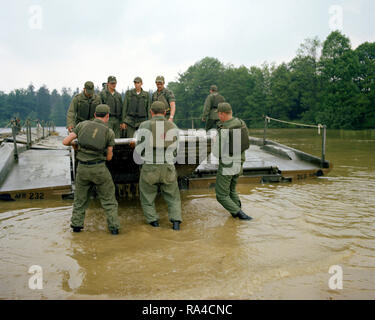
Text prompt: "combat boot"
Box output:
[[172, 221, 181, 231], [71, 225, 83, 233], [232, 210, 252, 221], [150, 221, 160, 228]]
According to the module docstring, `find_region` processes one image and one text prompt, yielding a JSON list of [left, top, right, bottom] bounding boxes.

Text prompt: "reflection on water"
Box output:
[[0, 129, 374, 299]]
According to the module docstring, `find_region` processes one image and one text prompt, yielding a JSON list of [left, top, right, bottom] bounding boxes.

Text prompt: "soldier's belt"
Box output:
[[78, 160, 105, 165]]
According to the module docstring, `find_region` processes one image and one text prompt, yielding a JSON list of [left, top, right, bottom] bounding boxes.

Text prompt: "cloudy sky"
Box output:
[[0, 0, 374, 93]]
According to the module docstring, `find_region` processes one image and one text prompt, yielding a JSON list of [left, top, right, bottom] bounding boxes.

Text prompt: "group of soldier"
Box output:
[[66, 75, 175, 139], [62, 76, 252, 235]]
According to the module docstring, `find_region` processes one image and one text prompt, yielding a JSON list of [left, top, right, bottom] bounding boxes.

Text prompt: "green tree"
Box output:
[[169, 57, 226, 128], [36, 85, 51, 121], [50, 89, 66, 126], [289, 37, 321, 122], [268, 63, 295, 120], [355, 42, 375, 128], [243, 65, 271, 127], [318, 31, 364, 129]]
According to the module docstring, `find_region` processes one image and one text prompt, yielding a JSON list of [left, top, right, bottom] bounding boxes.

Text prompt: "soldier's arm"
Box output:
[[167, 90, 176, 122], [96, 94, 102, 105], [118, 93, 123, 113], [121, 92, 129, 129], [169, 102, 176, 122], [212, 129, 221, 159], [66, 97, 77, 131], [100, 90, 106, 104], [62, 132, 77, 146], [118, 93, 124, 128], [106, 146, 113, 161], [106, 129, 116, 161], [202, 96, 211, 121], [146, 93, 151, 119]]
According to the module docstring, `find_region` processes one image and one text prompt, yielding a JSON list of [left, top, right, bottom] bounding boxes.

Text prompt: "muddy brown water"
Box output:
[[0, 129, 374, 299]]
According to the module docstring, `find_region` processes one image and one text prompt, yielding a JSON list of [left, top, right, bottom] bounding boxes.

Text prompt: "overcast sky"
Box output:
[[1, 0, 374, 93]]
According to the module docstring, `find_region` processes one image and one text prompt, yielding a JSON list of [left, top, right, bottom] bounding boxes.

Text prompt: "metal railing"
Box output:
[[5, 118, 56, 161], [263, 115, 327, 167]]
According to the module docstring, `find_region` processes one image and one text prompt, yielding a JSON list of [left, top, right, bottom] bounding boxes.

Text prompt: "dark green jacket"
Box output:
[[73, 119, 115, 162], [152, 88, 175, 116], [122, 89, 151, 127], [213, 117, 246, 165], [66, 92, 102, 128], [100, 88, 123, 119], [136, 116, 180, 164], [203, 93, 225, 120]]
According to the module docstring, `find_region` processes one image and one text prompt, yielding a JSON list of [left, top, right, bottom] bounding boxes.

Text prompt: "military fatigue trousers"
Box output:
[[139, 164, 182, 224], [71, 162, 120, 231], [215, 163, 242, 215], [108, 117, 121, 138]]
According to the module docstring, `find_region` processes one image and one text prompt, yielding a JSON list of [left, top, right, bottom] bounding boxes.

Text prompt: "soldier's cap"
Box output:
[[155, 75, 165, 83], [95, 104, 110, 115], [151, 101, 166, 114], [134, 76, 143, 83], [107, 76, 117, 83], [210, 85, 218, 92], [84, 81, 95, 94], [217, 102, 232, 113]]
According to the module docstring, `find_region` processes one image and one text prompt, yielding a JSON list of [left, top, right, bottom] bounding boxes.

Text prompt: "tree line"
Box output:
[[1, 31, 374, 130], [170, 31, 374, 130]]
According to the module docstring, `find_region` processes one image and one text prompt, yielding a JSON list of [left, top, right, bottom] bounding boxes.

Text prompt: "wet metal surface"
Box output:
[[0, 129, 374, 299], [0, 147, 71, 192]]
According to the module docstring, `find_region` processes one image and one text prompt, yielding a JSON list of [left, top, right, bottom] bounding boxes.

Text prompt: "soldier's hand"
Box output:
[[72, 141, 78, 151], [67, 126, 74, 133], [168, 118, 174, 122]]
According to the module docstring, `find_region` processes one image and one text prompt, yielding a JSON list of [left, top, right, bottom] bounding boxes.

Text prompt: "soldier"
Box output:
[[152, 76, 176, 122], [100, 76, 123, 138], [214, 102, 252, 221], [121, 76, 151, 138], [66, 81, 101, 133], [62, 104, 121, 235], [136, 101, 182, 230], [202, 85, 226, 131]]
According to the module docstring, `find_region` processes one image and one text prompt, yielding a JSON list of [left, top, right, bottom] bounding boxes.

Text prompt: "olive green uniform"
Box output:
[[122, 88, 151, 138], [100, 88, 123, 138], [203, 92, 226, 131], [151, 88, 175, 119], [214, 117, 247, 215], [71, 119, 120, 232], [66, 92, 102, 129], [137, 115, 182, 224]]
